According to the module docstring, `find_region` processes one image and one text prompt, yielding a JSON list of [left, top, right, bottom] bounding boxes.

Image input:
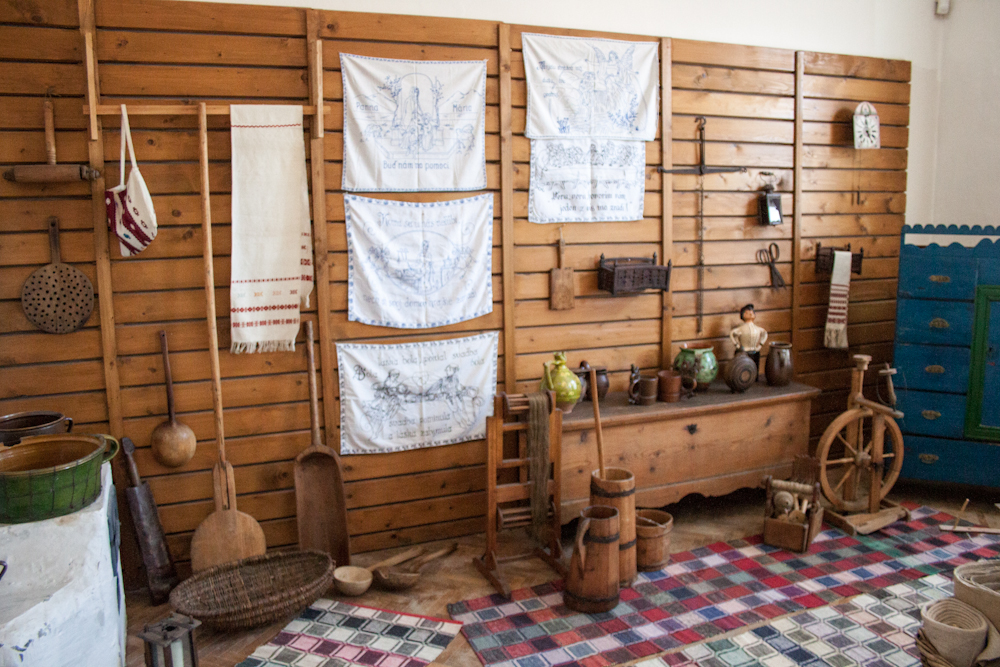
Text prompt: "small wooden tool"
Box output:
[[3, 100, 99, 183], [549, 227, 575, 310], [373, 543, 458, 591]]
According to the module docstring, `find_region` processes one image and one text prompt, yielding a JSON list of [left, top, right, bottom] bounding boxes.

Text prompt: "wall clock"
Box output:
[[853, 101, 880, 149]]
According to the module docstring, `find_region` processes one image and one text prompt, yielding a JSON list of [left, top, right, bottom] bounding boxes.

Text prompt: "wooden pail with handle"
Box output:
[[635, 509, 673, 572], [564, 505, 620, 613], [590, 467, 636, 586]]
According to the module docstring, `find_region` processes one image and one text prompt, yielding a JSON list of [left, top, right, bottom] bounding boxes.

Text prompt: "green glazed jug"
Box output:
[[541, 352, 582, 412], [673, 343, 718, 390]]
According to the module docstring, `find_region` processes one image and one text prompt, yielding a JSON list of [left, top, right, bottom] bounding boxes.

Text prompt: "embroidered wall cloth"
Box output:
[[229, 105, 312, 353], [528, 138, 646, 223], [337, 332, 498, 454], [345, 194, 494, 329], [341, 54, 487, 192], [523, 33, 659, 141]]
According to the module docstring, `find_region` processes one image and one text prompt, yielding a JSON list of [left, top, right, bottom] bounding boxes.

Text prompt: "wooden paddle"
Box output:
[[189, 103, 266, 572], [549, 227, 575, 310], [295, 320, 351, 566]]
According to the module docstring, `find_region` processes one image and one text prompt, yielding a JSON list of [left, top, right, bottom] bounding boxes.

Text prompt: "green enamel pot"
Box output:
[[0, 433, 119, 524]]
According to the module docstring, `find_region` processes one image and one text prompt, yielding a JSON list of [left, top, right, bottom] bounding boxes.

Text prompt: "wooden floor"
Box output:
[[125, 481, 1000, 667]]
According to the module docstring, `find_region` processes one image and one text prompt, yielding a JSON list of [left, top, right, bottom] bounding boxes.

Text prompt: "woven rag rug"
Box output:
[[640, 572, 953, 667], [448, 505, 1000, 667], [237, 600, 462, 667]]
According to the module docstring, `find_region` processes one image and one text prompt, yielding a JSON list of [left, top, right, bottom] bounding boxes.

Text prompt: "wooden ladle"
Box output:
[[373, 543, 459, 591], [150, 330, 196, 467]]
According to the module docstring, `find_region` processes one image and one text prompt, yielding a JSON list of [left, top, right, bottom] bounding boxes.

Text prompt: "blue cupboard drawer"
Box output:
[[898, 255, 977, 301], [896, 389, 967, 438], [895, 298, 973, 346], [900, 436, 1000, 488], [894, 343, 970, 393]]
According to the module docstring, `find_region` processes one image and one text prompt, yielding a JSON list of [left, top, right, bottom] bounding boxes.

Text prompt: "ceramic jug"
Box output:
[[541, 352, 582, 412], [765, 342, 794, 386], [673, 343, 718, 390]]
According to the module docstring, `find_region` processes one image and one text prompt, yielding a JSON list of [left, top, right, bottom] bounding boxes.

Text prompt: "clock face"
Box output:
[[854, 113, 880, 149]]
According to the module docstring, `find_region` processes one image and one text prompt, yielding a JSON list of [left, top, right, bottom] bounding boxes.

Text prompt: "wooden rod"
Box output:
[[84, 104, 330, 116], [791, 51, 804, 379], [306, 9, 338, 448], [659, 37, 673, 369], [78, 0, 142, 588], [498, 23, 517, 393], [199, 103, 227, 465], [589, 367, 606, 479]]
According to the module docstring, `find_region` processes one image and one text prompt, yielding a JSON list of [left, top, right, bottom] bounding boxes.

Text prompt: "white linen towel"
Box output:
[[824, 250, 851, 349], [229, 105, 313, 353]]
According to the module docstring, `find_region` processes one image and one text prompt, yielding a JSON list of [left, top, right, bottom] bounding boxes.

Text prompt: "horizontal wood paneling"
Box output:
[[2, 3, 909, 576]]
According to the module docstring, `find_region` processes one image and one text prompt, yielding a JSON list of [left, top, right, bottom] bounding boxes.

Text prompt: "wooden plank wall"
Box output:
[[0, 0, 909, 579]]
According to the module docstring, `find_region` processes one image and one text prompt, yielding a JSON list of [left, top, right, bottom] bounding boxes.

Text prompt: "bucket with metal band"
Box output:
[[564, 505, 620, 613], [590, 467, 636, 586]]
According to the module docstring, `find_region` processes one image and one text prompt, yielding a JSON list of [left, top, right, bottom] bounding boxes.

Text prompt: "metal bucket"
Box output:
[[0, 411, 72, 446], [0, 433, 118, 523]]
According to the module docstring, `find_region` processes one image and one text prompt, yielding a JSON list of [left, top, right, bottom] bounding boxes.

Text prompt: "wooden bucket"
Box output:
[[590, 467, 636, 586], [635, 509, 673, 571], [564, 505, 620, 613]]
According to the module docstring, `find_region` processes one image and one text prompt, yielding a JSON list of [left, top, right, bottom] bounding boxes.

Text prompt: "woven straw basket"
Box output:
[[170, 550, 334, 630]]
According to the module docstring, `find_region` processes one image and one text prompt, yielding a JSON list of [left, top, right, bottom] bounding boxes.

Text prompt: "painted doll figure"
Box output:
[[729, 303, 768, 369]]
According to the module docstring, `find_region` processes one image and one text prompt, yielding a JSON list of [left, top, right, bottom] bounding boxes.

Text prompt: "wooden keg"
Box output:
[[635, 509, 673, 571], [564, 505, 620, 613], [590, 467, 636, 586]]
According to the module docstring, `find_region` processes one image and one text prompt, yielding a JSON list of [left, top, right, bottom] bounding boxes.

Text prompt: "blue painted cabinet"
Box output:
[[893, 225, 1000, 487]]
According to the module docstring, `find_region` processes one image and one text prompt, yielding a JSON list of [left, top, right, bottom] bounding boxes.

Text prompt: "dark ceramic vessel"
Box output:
[[765, 342, 794, 386]]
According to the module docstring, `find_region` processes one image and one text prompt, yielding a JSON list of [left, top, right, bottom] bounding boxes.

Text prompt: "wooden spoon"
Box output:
[[373, 543, 459, 591], [150, 330, 197, 467]]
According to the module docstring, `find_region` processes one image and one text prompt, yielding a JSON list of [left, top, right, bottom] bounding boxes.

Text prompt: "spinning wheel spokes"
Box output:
[[817, 408, 904, 513]]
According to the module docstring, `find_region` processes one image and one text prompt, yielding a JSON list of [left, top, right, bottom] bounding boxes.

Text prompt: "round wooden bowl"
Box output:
[[334, 565, 373, 596]]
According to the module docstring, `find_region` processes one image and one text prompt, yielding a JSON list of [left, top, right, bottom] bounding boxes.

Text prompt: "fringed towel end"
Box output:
[[231, 339, 297, 354]]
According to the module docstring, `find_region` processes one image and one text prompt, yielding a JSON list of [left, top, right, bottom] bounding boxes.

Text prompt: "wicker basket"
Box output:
[[170, 550, 334, 630]]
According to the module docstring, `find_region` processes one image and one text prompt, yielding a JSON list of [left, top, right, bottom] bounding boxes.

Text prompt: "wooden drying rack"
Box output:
[[474, 392, 567, 596], [81, 12, 342, 454]]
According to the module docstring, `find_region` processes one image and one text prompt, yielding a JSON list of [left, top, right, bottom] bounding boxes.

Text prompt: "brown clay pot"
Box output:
[[725, 352, 758, 393], [579, 361, 609, 401], [765, 342, 794, 386]]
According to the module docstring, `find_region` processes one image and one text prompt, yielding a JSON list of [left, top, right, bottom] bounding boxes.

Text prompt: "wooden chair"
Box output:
[[473, 392, 566, 596]]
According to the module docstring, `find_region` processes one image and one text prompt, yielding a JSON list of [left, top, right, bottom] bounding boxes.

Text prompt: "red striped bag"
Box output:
[[105, 105, 157, 256]]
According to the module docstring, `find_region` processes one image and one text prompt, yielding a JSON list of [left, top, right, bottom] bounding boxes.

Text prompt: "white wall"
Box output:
[[191, 0, 1000, 230], [933, 0, 1000, 229]]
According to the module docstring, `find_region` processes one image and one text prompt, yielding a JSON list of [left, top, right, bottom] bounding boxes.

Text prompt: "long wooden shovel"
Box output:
[[189, 103, 266, 572], [295, 320, 351, 566]]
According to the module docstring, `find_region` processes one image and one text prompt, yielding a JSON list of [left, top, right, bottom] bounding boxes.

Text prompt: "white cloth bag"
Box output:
[[104, 105, 157, 257]]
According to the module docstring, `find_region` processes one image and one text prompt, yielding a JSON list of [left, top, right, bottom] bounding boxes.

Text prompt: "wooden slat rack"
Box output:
[[474, 391, 566, 596]]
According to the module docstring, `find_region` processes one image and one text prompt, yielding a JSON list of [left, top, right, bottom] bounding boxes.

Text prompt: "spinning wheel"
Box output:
[[817, 407, 904, 513], [816, 355, 906, 515]]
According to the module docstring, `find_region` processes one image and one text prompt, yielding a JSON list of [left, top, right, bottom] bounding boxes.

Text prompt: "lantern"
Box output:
[[139, 613, 200, 667]]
